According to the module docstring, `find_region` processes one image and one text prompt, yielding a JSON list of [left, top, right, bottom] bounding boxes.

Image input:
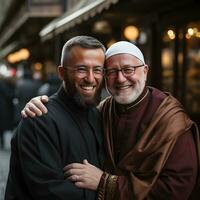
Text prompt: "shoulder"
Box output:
[[15, 95, 62, 140], [151, 93, 193, 138], [148, 86, 186, 117], [97, 96, 113, 112], [12, 112, 60, 153], [16, 112, 55, 137]]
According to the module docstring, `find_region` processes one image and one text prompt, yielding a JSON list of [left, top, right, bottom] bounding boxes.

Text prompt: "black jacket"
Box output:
[[5, 86, 104, 200]]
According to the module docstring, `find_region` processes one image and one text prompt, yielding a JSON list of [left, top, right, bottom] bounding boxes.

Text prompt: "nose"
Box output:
[[116, 70, 127, 83], [85, 69, 95, 83]]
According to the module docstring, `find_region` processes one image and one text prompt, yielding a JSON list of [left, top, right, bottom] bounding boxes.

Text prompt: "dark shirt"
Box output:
[[113, 87, 165, 163], [5, 86, 104, 200]]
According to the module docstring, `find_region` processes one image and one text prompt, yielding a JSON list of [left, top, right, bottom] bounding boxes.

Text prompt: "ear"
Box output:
[[143, 64, 149, 81], [144, 64, 149, 75], [58, 65, 65, 80]]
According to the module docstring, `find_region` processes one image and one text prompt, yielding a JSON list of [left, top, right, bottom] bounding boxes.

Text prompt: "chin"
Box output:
[[114, 96, 136, 104], [83, 96, 95, 104], [74, 92, 101, 108], [114, 92, 140, 104]]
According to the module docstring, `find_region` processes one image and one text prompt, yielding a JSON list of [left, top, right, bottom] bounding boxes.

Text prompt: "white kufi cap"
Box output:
[[105, 41, 145, 64]]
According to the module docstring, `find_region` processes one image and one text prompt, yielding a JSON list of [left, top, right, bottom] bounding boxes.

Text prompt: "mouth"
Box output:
[[116, 85, 132, 90], [80, 85, 96, 95]]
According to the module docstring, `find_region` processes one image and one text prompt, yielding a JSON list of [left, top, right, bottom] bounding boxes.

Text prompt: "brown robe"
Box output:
[[100, 87, 200, 200]]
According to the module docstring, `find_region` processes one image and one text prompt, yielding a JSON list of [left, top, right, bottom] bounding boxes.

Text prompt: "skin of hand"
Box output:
[[21, 95, 49, 118], [63, 159, 103, 190]]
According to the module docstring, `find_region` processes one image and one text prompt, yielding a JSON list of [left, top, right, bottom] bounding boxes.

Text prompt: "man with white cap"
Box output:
[[21, 41, 200, 199]]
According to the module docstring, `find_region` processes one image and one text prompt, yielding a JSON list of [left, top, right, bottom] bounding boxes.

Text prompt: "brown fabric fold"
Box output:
[[99, 92, 200, 200]]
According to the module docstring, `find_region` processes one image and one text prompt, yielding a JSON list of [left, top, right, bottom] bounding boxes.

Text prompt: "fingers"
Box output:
[[74, 181, 86, 188], [40, 95, 49, 103], [21, 102, 42, 117], [21, 106, 36, 118], [83, 159, 89, 165], [67, 175, 87, 189], [21, 109, 28, 118], [21, 96, 48, 118], [67, 174, 99, 190], [68, 174, 83, 182], [63, 163, 84, 171], [64, 161, 102, 191], [31, 97, 48, 114], [64, 167, 84, 179], [63, 161, 93, 179]]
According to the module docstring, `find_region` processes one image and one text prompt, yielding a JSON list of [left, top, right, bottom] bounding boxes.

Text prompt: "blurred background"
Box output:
[[0, 0, 200, 199]]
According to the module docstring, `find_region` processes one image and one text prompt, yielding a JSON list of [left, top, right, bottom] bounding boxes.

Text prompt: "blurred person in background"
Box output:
[[37, 60, 61, 97], [13, 66, 42, 125], [22, 41, 200, 200], [0, 76, 15, 149]]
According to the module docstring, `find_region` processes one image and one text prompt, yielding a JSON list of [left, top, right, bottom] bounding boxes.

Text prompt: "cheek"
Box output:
[[73, 77, 82, 88], [65, 73, 77, 87], [131, 72, 146, 83]]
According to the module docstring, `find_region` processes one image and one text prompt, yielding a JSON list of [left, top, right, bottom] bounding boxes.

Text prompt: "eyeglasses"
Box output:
[[65, 66, 104, 78], [105, 64, 144, 79]]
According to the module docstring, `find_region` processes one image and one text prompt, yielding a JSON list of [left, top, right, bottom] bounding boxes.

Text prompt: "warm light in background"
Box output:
[[20, 48, 30, 60], [162, 49, 173, 68], [7, 48, 30, 63], [167, 30, 175, 40], [186, 33, 191, 39], [34, 62, 42, 71], [92, 20, 112, 34], [186, 27, 200, 39], [188, 28, 194, 36], [123, 25, 139, 41]]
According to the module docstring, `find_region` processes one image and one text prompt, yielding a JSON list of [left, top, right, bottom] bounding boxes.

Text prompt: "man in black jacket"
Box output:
[[5, 36, 105, 200]]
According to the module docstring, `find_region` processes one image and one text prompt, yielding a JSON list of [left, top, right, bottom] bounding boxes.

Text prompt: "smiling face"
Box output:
[[58, 45, 105, 106], [105, 53, 148, 104]]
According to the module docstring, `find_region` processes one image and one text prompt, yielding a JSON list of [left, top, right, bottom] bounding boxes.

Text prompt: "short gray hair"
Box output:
[[61, 35, 106, 66]]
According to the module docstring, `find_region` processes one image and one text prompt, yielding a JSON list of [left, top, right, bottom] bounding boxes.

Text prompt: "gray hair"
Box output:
[[60, 35, 106, 66]]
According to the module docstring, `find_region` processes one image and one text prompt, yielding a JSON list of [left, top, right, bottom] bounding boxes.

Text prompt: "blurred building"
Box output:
[[0, 0, 64, 78], [0, 0, 200, 124]]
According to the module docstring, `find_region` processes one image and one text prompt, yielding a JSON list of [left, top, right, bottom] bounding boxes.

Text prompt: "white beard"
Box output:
[[106, 74, 146, 105]]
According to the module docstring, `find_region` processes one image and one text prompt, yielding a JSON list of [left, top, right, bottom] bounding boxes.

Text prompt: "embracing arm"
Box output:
[[63, 160, 118, 200], [21, 95, 49, 118], [64, 131, 198, 200]]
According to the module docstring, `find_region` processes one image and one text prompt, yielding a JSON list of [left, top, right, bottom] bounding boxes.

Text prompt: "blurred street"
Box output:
[[0, 131, 12, 200]]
